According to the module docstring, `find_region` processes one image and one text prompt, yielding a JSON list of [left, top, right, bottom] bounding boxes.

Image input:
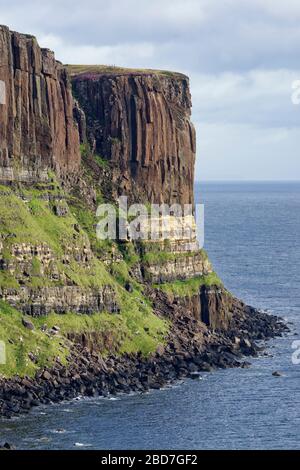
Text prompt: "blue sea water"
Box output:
[[1, 181, 299, 450]]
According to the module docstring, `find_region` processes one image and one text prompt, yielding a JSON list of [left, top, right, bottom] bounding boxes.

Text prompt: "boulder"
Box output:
[[22, 317, 34, 330], [124, 282, 133, 293], [188, 371, 202, 380], [0, 442, 16, 450], [42, 371, 52, 381]]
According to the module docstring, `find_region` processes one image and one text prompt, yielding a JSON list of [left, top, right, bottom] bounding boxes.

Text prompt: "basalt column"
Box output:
[[0, 25, 81, 183], [70, 69, 196, 206]]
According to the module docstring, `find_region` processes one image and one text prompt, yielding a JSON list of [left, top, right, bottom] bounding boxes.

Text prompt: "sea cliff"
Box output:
[[0, 26, 286, 418]]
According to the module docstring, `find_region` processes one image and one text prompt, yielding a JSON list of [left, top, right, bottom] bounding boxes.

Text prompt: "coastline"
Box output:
[[0, 289, 288, 420]]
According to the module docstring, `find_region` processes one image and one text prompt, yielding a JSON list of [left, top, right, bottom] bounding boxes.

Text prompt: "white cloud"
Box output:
[[37, 34, 155, 65], [190, 69, 300, 128], [195, 122, 300, 181]]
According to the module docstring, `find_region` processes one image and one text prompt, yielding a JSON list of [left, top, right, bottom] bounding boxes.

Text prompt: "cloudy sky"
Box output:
[[1, 0, 300, 181]]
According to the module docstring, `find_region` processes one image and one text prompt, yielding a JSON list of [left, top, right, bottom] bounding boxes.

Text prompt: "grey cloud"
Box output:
[[0, 0, 299, 180], [1, 0, 299, 73]]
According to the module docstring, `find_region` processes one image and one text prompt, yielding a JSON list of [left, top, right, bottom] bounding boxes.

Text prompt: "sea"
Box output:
[[0, 181, 299, 450]]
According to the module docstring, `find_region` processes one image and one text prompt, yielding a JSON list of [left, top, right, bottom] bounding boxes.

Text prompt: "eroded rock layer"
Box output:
[[1, 286, 118, 316]]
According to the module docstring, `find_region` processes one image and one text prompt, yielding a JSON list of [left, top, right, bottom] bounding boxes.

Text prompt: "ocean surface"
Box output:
[[1, 181, 299, 450]]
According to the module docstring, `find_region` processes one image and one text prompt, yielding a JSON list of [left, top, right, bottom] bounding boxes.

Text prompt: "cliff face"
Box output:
[[0, 26, 80, 183], [0, 28, 287, 415], [69, 65, 203, 287], [0, 28, 220, 330], [0, 29, 222, 328], [69, 66, 196, 206]]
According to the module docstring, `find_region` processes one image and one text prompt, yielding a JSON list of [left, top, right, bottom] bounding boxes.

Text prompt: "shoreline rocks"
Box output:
[[0, 442, 15, 450], [272, 371, 283, 377], [0, 297, 288, 420]]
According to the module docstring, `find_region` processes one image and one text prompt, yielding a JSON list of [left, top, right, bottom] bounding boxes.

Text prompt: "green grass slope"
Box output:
[[0, 182, 169, 378]]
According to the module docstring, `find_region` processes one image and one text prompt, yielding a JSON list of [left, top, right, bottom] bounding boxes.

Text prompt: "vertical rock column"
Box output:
[[71, 70, 196, 206], [0, 25, 81, 183]]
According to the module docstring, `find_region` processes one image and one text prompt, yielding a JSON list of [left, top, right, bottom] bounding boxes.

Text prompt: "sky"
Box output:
[[0, 0, 300, 181]]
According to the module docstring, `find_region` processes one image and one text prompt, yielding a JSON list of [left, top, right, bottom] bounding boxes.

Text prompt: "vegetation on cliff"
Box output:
[[156, 272, 223, 298], [0, 181, 171, 378], [0, 301, 69, 377], [0, 177, 219, 378], [0, 297, 169, 378]]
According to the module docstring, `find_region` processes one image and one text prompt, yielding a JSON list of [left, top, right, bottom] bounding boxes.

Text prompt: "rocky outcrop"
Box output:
[[70, 66, 196, 206], [170, 286, 237, 330], [1, 242, 56, 279], [0, 25, 81, 183], [142, 252, 213, 284], [0, 241, 93, 280], [0, 285, 119, 315]]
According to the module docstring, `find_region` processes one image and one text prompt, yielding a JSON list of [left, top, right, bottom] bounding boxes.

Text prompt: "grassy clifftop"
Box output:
[[66, 64, 188, 79]]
